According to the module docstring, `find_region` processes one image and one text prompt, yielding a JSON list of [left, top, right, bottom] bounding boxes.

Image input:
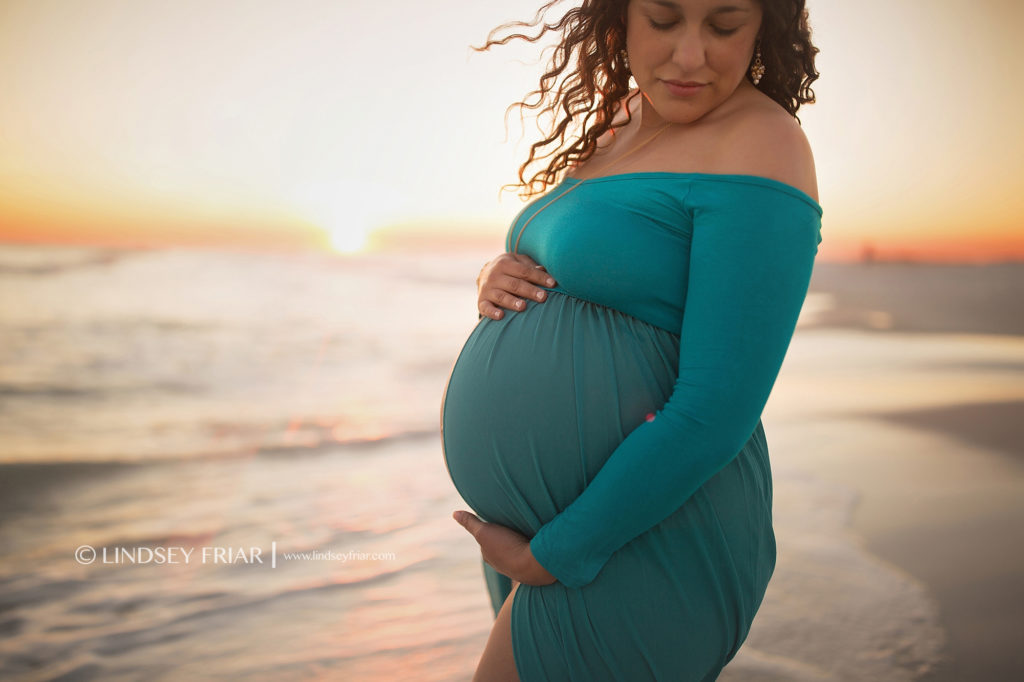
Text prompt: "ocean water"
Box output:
[[0, 244, 967, 680], [0, 245, 478, 463]]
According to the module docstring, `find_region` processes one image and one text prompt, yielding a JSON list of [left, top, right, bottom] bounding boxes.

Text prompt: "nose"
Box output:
[[671, 26, 707, 72]]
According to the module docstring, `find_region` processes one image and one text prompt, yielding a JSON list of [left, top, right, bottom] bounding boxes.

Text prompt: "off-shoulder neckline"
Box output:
[[560, 171, 822, 215]]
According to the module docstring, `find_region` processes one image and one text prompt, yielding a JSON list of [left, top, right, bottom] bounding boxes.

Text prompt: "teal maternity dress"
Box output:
[[440, 172, 823, 681]]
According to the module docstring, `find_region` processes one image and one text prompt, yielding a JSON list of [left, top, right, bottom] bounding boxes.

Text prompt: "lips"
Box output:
[[661, 79, 707, 97]]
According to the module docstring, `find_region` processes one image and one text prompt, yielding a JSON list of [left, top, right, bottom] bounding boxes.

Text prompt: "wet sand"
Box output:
[[796, 262, 1024, 680], [862, 402, 1023, 682], [779, 402, 1024, 681]]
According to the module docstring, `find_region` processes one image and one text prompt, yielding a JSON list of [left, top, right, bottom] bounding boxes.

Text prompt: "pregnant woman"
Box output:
[[440, 1, 822, 679]]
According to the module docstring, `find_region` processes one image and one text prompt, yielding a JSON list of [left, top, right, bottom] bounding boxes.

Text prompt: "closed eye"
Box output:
[[648, 19, 740, 36]]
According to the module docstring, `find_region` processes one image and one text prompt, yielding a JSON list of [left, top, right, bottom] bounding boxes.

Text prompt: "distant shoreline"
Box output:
[[806, 262, 1024, 337], [2, 240, 1024, 266]]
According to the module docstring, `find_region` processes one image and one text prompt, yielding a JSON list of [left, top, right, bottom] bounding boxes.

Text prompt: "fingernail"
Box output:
[[536, 291, 546, 301], [514, 300, 524, 309], [546, 278, 556, 286]]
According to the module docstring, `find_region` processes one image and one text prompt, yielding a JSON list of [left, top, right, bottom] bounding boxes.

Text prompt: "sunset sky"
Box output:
[[0, 0, 1021, 262]]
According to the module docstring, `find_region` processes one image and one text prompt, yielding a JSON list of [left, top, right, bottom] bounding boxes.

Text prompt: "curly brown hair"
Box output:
[[471, 0, 820, 200]]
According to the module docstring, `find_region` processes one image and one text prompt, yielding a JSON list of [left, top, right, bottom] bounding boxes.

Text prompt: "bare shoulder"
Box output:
[[719, 99, 819, 203]]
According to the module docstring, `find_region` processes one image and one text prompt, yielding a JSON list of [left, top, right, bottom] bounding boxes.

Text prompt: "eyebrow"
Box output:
[[646, 1, 752, 13]]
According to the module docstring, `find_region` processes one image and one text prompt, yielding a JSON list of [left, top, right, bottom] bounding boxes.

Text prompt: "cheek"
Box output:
[[710, 46, 752, 78], [627, 32, 673, 70]]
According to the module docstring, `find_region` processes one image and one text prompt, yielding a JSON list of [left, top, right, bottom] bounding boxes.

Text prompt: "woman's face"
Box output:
[[624, 0, 763, 125]]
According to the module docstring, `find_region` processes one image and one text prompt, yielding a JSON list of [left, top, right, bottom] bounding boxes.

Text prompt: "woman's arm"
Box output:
[[528, 180, 823, 589]]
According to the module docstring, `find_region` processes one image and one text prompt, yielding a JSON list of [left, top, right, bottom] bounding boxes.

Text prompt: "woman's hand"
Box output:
[[453, 510, 557, 587], [477, 253, 558, 320]]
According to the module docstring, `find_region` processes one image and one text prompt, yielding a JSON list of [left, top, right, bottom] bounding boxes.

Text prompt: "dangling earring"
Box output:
[[619, 48, 630, 74], [749, 41, 765, 85]]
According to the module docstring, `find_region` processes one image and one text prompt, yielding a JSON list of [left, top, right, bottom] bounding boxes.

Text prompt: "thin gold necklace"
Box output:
[[512, 120, 676, 254]]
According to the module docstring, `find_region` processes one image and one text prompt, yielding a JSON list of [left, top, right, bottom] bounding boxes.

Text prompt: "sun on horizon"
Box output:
[[285, 178, 409, 255]]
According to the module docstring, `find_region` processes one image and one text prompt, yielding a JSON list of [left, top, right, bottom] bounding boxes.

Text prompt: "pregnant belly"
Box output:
[[440, 290, 681, 535]]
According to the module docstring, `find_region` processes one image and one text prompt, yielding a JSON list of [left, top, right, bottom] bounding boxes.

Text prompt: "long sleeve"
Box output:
[[528, 181, 823, 589]]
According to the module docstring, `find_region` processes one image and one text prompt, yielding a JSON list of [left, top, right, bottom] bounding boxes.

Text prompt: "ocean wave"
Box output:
[[0, 426, 441, 468], [0, 246, 133, 275]]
